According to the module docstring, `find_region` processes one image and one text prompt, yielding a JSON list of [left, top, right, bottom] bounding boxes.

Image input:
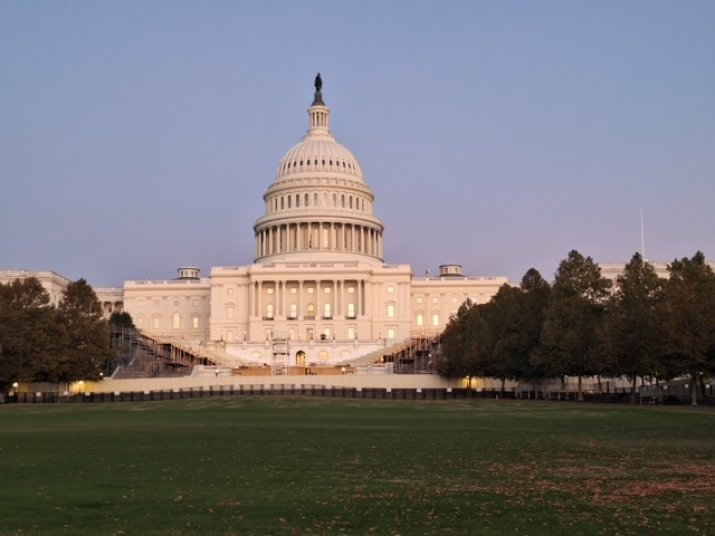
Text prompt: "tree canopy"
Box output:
[[0, 277, 110, 388]]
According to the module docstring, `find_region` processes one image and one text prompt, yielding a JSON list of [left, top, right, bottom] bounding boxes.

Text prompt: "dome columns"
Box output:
[[255, 221, 383, 260]]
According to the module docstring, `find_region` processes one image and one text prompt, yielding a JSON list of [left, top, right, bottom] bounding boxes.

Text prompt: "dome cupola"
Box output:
[[253, 75, 384, 264]]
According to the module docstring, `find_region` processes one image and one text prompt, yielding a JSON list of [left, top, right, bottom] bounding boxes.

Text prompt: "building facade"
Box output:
[[120, 80, 508, 365]]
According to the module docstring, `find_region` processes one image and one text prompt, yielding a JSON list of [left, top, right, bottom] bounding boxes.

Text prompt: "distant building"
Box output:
[[0, 270, 70, 306]]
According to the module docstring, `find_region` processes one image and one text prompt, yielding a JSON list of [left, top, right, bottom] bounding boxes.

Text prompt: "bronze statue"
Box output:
[[314, 73, 322, 92]]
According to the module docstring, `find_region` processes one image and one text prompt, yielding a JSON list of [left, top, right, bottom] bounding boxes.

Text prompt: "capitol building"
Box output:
[[3, 78, 508, 368], [115, 78, 507, 366]]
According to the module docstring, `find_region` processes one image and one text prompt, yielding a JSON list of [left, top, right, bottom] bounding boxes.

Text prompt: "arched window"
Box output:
[[306, 303, 315, 318]]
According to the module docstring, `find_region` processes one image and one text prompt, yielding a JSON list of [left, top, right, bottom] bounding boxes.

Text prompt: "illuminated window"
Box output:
[[347, 327, 355, 340], [266, 288, 274, 295], [347, 286, 355, 294], [386, 303, 395, 318], [387, 328, 395, 339], [289, 303, 297, 318], [172, 313, 180, 329], [191, 315, 199, 329], [416, 297, 423, 304], [432, 313, 440, 327], [387, 286, 394, 294], [324, 303, 332, 318], [347, 303, 356, 318], [266, 304, 274, 319], [306, 303, 315, 317], [417, 313, 424, 327]]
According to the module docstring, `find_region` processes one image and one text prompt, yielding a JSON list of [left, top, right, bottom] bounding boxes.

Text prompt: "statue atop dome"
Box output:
[[312, 73, 325, 106]]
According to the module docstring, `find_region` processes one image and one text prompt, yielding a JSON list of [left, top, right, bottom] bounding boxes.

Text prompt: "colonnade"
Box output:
[[251, 279, 367, 322], [256, 222, 382, 259]]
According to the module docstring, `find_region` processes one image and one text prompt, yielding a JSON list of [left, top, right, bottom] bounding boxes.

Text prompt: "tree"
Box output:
[[601, 253, 664, 402], [56, 279, 111, 382], [658, 252, 715, 406], [437, 300, 479, 380], [0, 278, 63, 387], [109, 311, 135, 328], [538, 250, 611, 400]]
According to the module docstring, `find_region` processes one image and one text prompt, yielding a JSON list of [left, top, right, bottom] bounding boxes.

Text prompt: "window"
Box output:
[[266, 287, 274, 295], [152, 317, 160, 330], [387, 328, 395, 339], [432, 313, 440, 327], [387, 286, 394, 294], [432, 297, 439, 304], [266, 304, 274, 319], [347, 286, 355, 294], [347, 327, 355, 340], [347, 303, 356, 318], [324, 286, 331, 294], [227, 287, 234, 295], [324, 303, 332, 318], [192, 315, 200, 329], [386, 303, 395, 318], [289, 303, 297, 318], [172, 313, 180, 329], [416, 297, 423, 304], [226, 305, 235, 320], [306, 303, 315, 317], [416, 313, 424, 327], [307, 287, 314, 294], [290, 287, 297, 294]]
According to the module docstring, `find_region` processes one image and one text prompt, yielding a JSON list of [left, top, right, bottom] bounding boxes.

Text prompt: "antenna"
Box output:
[[640, 208, 646, 260]]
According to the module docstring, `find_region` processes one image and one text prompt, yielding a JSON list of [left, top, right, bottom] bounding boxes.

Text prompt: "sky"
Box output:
[[1, 0, 714, 287]]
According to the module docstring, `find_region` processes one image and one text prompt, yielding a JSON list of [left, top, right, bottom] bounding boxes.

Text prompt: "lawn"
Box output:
[[1, 398, 713, 535]]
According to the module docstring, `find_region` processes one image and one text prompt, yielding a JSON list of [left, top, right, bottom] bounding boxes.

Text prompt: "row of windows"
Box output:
[[135, 298, 203, 307], [270, 192, 368, 212], [135, 314, 201, 330], [282, 158, 355, 172]]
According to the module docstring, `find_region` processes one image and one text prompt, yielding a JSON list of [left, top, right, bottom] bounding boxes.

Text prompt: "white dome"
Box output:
[[253, 79, 384, 264], [276, 135, 364, 183]]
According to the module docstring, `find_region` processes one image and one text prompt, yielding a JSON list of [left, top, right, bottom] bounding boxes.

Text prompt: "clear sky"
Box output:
[[2, 1, 714, 287]]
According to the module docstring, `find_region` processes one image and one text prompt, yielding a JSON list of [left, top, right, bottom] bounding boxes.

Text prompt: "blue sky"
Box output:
[[1, 1, 714, 286]]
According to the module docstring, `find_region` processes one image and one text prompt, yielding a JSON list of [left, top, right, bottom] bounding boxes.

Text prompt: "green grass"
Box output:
[[1, 399, 714, 535]]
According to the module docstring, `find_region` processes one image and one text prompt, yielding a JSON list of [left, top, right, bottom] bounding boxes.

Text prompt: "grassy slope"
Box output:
[[1, 399, 714, 535]]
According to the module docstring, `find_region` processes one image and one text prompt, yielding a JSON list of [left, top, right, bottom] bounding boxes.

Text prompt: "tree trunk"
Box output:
[[577, 375, 584, 401], [630, 375, 637, 404], [691, 372, 698, 406]]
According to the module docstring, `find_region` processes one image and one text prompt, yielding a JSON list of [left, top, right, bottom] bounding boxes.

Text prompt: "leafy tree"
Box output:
[[601, 253, 664, 402], [658, 252, 715, 405], [56, 279, 111, 382], [437, 300, 479, 380], [0, 278, 63, 387], [109, 311, 135, 328], [538, 250, 611, 400]]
